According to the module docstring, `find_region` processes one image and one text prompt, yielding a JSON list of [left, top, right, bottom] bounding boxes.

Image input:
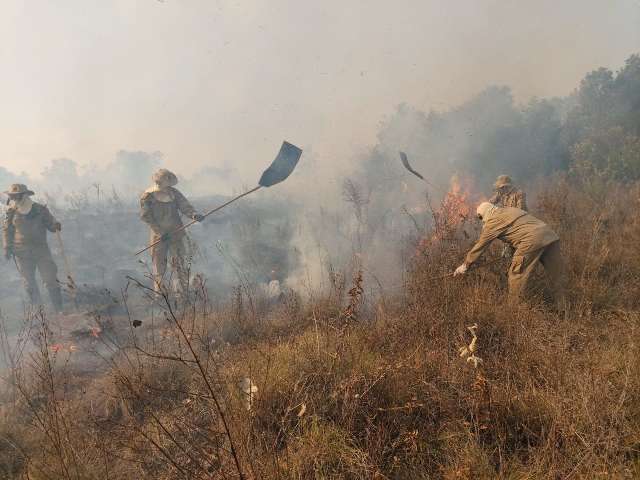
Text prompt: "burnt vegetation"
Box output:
[[1, 55, 640, 479]]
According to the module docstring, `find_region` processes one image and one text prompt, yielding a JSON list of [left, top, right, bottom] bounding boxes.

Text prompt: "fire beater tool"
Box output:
[[135, 141, 303, 256], [56, 231, 74, 284], [399, 151, 446, 193], [56, 230, 78, 303]]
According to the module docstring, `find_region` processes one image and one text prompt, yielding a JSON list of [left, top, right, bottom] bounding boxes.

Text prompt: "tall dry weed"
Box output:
[[1, 176, 640, 479]]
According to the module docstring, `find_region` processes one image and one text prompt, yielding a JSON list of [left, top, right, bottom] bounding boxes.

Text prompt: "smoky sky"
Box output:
[[1, 0, 639, 192]]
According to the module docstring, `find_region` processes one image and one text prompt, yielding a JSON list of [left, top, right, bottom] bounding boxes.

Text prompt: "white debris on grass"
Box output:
[[238, 377, 258, 411], [459, 323, 483, 368]]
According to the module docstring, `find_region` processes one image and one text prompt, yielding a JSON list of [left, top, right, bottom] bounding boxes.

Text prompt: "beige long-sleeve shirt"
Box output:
[[140, 187, 197, 238], [465, 207, 559, 266]]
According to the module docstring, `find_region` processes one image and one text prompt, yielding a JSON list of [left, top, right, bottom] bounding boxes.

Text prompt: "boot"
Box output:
[[48, 286, 64, 314]]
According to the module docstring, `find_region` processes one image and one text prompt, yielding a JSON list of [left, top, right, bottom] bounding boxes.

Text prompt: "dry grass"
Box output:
[[1, 175, 640, 479]]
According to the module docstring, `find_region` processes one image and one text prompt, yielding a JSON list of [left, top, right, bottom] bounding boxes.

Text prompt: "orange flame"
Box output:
[[49, 343, 78, 353], [416, 174, 474, 254]]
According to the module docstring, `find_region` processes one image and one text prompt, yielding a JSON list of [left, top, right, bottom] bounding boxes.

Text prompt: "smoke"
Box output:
[[2, 16, 639, 320], [0, 150, 239, 205], [274, 52, 640, 296], [2, 1, 638, 179]]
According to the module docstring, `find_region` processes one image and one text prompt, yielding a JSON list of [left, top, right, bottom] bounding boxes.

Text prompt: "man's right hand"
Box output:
[[453, 263, 468, 276]]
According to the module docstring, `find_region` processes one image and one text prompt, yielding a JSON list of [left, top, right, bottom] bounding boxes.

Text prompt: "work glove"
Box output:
[[192, 213, 205, 222], [453, 263, 468, 276], [160, 233, 171, 243], [53, 222, 62, 232]]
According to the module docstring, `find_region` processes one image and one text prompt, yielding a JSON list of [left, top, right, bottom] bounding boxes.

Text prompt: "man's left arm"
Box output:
[[175, 190, 202, 221], [42, 206, 61, 232]]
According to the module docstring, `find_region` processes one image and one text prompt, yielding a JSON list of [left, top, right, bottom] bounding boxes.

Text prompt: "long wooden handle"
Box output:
[[429, 257, 504, 281], [135, 186, 262, 256], [56, 230, 73, 282]]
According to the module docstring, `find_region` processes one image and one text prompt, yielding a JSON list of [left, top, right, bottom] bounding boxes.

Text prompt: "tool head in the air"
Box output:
[[399, 151, 425, 180], [259, 141, 303, 187]]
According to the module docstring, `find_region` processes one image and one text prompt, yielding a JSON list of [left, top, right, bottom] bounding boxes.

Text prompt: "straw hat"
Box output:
[[4, 184, 34, 196], [493, 175, 513, 189], [152, 169, 178, 187]]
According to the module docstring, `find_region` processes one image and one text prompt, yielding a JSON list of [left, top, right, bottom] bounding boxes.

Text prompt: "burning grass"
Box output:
[[1, 175, 640, 479]]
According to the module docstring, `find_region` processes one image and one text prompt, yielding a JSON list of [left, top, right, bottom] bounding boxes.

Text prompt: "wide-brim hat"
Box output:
[[152, 169, 178, 187], [4, 184, 35, 196], [494, 175, 513, 189]]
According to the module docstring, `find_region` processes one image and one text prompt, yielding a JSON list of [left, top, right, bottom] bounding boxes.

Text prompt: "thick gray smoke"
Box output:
[[2, 53, 640, 324], [0, 150, 292, 321]]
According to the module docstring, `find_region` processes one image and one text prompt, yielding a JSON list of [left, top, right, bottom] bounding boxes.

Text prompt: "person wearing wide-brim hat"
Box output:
[[151, 168, 178, 187], [489, 175, 528, 260], [3, 184, 64, 312], [140, 169, 204, 296], [4, 183, 35, 199], [490, 175, 527, 211]]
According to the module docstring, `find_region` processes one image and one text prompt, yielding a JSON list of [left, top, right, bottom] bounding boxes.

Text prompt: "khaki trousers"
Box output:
[[14, 246, 63, 310], [151, 236, 189, 295], [508, 240, 566, 307]]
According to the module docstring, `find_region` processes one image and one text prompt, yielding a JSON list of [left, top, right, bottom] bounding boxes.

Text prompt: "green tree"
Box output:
[[613, 54, 640, 135], [570, 126, 640, 184]]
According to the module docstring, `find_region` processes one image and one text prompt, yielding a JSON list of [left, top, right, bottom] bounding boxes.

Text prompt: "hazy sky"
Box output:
[[1, 0, 639, 184]]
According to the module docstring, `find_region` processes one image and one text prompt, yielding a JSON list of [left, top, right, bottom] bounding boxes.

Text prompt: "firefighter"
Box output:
[[490, 175, 527, 210], [140, 169, 204, 295], [490, 175, 527, 258], [3, 184, 64, 312], [454, 202, 565, 309]]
